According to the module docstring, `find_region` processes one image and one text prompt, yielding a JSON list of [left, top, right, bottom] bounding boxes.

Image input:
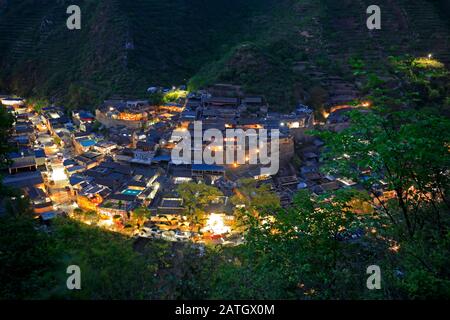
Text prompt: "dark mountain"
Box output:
[[0, 0, 449, 109]]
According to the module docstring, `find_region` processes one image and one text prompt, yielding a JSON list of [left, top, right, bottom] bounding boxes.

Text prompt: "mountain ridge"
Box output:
[[0, 0, 449, 110]]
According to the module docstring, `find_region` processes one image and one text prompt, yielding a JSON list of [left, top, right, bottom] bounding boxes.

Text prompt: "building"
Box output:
[[95, 100, 150, 129], [2, 171, 44, 189], [74, 152, 104, 170], [7, 149, 44, 174], [72, 132, 97, 154], [1, 97, 25, 106], [23, 186, 53, 214], [97, 193, 137, 219], [192, 164, 225, 178]]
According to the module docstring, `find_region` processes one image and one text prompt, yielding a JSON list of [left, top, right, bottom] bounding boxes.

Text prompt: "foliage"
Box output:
[[0, 105, 14, 170], [232, 179, 280, 208], [131, 206, 151, 229], [304, 58, 450, 298], [0, 0, 276, 106], [163, 90, 187, 103], [315, 109, 450, 238], [211, 190, 378, 299], [177, 182, 224, 218], [0, 215, 58, 299], [26, 97, 48, 113]]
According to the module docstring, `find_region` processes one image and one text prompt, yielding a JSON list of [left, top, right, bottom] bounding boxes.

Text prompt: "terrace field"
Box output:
[[0, 0, 449, 110]]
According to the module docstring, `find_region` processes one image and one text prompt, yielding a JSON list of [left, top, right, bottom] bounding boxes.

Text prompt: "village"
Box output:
[[0, 84, 377, 245]]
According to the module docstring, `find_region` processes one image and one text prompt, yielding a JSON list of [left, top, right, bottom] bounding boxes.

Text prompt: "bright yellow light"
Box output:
[[51, 167, 67, 182], [98, 218, 114, 228], [202, 213, 230, 235], [413, 57, 444, 69]]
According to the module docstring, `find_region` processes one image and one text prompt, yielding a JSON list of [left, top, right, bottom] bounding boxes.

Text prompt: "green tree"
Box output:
[[211, 190, 371, 299], [0, 105, 14, 171], [177, 182, 223, 223], [0, 215, 58, 299], [306, 56, 450, 298], [27, 97, 48, 113], [132, 206, 151, 229], [231, 178, 280, 209], [315, 110, 450, 238]]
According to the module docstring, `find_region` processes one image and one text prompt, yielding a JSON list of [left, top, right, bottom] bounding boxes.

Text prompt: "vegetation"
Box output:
[[177, 182, 224, 226], [0, 0, 449, 299], [0, 106, 14, 169], [1, 1, 448, 111]]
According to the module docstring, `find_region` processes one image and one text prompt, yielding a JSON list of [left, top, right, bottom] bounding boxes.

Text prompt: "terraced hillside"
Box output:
[[0, 0, 448, 110], [0, 0, 275, 105]]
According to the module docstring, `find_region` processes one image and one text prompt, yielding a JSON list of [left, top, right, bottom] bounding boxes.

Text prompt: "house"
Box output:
[[74, 152, 103, 170], [1, 97, 25, 106], [203, 97, 239, 109], [192, 164, 225, 178], [23, 186, 53, 214], [76, 181, 111, 211], [207, 84, 243, 97], [95, 100, 149, 129], [170, 164, 193, 184], [276, 175, 299, 188], [38, 211, 58, 225], [72, 133, 97, 154], [10, 135, 32, 148], [93, 141, 117, 154], [157, 197, 185, 215], [130, 150, 156, 165], [34, 149, 47, 167], [13, 120, 34, 136], [98, 193, 138, 219], [237, 118, 264, 129], [8, 150, 38, 174], [2, 171, 44, 189], [41, 106, 70, 134]]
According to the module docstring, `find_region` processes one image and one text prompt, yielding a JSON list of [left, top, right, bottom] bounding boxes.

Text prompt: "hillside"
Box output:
[[0, 0, 449, 110]]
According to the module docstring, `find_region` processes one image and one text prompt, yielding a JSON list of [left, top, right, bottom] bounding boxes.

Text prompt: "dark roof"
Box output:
[[67, 165, 85, 173], [63, 159, 77, 167], [24, 186, 46, 200], [205, 97, 239, 103], [70, 175, 88, 186], [133, 167, 158, 178], [40, 211, 57, 221], [34, 149, 46, 158], [238, 118, 263, 125], [10, 156, 36, 169], [2, 171, 44, 188], [192, 164, 225, 172], [79, 111, 95, 120], [159, 198, 183, 208], [243, 97, 263, 104], [107, 193, 137, 202]]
